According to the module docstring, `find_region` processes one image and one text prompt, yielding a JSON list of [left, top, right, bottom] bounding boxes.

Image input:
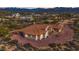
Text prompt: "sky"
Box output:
[[0, 0, 79, 8]]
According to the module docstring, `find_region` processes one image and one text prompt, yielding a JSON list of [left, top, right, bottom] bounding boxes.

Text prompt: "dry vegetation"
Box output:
[[0, 11, 79, 51]]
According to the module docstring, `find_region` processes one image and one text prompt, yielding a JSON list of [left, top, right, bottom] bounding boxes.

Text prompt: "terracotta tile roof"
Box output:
[[20, 24, 47, 35], [23, 24, 48, 35], [12, 24, 61, 35]]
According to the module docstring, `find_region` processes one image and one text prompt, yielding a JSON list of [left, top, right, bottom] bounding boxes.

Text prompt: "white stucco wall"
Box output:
[[45, 26, 49, 31], [25, 34, 28, 37], [35, 35, 38, 40], [45, 31, 49, 38], [40, 34, 43, 40]]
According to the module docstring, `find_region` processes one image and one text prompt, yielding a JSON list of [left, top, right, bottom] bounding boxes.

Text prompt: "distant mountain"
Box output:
[[0, 7, 79, 13]]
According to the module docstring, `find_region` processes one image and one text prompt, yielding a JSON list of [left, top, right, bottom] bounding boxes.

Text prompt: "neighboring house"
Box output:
[[5, 13, 20, 19], [6, 13, 34, 21], [14, 13, 20, 18], [25, 15, 34, 21]]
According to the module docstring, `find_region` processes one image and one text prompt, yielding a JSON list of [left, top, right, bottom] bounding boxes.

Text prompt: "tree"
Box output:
[[0, 26, 9, 37]]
